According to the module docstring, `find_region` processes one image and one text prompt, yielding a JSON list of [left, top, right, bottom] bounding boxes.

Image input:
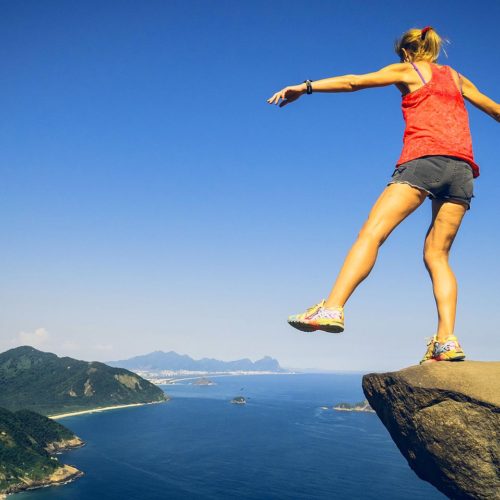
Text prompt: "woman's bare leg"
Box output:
[[324, 183, 427, 309], [423, 200, 467, 342]]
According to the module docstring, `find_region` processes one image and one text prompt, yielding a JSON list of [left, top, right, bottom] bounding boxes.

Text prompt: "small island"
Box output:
[[231, 396, 246, 405], [193, 378, 216, 386], [333, 399, 375, 413]]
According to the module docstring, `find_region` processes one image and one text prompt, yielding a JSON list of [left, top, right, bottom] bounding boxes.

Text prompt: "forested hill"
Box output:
[[108, 350, 285, 372], [0, 407, 83, 494], [0, 346, 168, 416]]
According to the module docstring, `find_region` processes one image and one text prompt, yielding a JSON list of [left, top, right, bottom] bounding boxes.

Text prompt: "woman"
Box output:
[[267, 27, 499, 363]]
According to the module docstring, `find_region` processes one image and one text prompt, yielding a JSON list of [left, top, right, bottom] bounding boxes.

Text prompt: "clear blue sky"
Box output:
[[1, 0, 498, 371]]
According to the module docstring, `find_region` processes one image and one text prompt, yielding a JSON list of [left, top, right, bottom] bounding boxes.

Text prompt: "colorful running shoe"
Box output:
[[431, 335, 466, 362], [420, 335, 466, 364], [287, 300, 344, 333]]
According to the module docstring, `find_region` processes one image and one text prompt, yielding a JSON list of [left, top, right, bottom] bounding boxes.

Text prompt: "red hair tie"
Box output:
[[421, 26, 432, 40]]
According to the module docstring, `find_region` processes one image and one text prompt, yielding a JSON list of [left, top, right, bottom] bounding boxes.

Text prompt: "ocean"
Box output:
[[17, 374, 445, 499]]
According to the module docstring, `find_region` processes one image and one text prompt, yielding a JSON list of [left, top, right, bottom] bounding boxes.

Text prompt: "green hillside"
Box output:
[[0, 407, 83, 494], [0, 346, 168, 415]]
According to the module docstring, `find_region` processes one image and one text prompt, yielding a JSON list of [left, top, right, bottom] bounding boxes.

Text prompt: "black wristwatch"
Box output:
[[304, 80, 313, 94]]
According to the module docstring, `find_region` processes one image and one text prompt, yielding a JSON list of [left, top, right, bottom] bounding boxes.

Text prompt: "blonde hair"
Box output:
[[394, 27, 445, 62]]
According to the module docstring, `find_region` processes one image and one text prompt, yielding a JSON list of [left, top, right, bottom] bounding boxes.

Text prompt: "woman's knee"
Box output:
[[358, 222, 388, 247], [423, 245, 449, 269]]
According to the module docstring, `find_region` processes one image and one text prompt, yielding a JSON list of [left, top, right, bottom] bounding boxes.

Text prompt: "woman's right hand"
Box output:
[[267, 84, 306, 107]]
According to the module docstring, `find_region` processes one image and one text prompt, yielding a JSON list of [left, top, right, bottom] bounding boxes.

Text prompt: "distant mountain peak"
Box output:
[[107, 350, 285, 373]]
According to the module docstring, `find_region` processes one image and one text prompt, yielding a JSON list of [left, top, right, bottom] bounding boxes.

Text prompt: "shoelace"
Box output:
[[302, 300, 325, 318], [305, 299, 325, 314], [434, 339, 460, 354], [309, 300, 325, 312]]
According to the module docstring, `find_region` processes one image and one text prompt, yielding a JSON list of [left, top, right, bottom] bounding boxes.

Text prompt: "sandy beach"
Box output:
[[48, 401, 164, 419]]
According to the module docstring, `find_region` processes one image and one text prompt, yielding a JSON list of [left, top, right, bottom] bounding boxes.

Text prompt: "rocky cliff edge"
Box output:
[[362, 361, 499, 500]]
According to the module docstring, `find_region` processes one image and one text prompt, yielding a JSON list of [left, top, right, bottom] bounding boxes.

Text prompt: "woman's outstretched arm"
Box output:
[[461, 76, 500, 122], [267, 63, 410, 107]]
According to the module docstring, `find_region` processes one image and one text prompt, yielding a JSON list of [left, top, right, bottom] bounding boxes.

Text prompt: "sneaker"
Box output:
[[432, 335, 466, 362], [420, 335, 466, 364], [288, 300, 344, 333]]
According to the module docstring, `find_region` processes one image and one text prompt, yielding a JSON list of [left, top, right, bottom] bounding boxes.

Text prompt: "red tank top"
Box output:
[[397, 63, 479, 177]]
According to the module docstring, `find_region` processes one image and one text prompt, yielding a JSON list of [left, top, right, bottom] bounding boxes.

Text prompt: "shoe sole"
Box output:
[[316, 324, 344, 334], [434, 354, 466, 362], [288, 321, 344, 334], [421, 355, 466, 364], [288, 321, 318, 332]]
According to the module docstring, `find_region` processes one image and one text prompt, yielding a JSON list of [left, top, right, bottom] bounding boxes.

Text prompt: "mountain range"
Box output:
[[108, 351, 285, 372]]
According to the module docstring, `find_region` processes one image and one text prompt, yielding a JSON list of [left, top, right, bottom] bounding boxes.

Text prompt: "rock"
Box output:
[[231, 396, 246, 405], [44, 436, 85, 453], [362, 361, 500, 500], [3, 465, 84, 495], [333, 399, 375, 413]]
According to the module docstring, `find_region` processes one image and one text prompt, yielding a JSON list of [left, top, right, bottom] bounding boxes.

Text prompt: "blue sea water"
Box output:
[[18, 374, 445, 499]]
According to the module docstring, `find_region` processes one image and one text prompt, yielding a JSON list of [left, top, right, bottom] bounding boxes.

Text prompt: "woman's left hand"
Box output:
[[267, 84, 305, 107]]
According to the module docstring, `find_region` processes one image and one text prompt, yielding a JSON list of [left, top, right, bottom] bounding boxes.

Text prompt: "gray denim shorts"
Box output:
[[388, 155, 475, 209]]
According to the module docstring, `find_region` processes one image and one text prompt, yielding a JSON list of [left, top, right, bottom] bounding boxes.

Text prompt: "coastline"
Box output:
[[151, 371, 299, 385], [333, 407, 375, 413], [2, 465, 83, 497], [48, 400, 165, 419]]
